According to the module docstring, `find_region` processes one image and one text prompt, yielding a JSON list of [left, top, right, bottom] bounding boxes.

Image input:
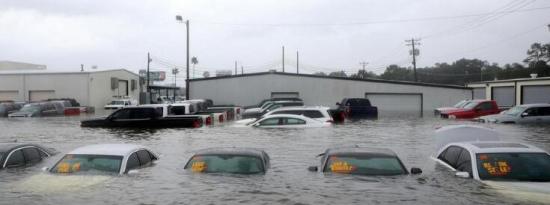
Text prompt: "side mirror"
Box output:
[[410, 167, 422, 174], [127, 170, 139, 175], [308, 166, 318, 172], [455, 171, 470, 178], [521, 112, 529, 118], [41, 167, 50, 172]]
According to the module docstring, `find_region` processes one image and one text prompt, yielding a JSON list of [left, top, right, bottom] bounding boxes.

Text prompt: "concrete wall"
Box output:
[[0, 73, 89, 104], [468, 78, 550, 105], [189, 73, 472, 111], [89, 70, 140, 111]]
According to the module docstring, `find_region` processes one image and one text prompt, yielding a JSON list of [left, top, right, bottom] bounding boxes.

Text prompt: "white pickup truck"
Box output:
[[141, 104, 213, 126]]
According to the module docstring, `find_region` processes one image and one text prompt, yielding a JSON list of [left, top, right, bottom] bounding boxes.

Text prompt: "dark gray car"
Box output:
[[0, 143, 57, 169]]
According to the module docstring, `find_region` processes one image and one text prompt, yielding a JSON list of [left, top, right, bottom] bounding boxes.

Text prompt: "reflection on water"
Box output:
[[0, 115, 549, 205]]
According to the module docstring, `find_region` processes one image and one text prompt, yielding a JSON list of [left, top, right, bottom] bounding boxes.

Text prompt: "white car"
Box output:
[[104, 99, 138, 110], [46, 144, 158, 175], [478, 103, 550, 124], [263, 106, 333, 123], [432, 125, 550, 203], [247, 114, 331, 128]]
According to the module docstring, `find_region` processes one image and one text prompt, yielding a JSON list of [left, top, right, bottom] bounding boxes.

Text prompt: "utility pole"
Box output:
[[296, 51, 299, 74], [405, 38, 420, 82], [241, 66, 244, 75], [185, 20, 190, 100], [235, 61, 238, 75], [282, 46, 285, 72], [147, 52, 151, 93]]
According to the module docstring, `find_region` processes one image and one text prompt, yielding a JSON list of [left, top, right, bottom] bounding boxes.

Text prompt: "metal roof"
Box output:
[[0, 68, 139, 77], [189, 71, 471, 90], [468, 76, 550, 85]]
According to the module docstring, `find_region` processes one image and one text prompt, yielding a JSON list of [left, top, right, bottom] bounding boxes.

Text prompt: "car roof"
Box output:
[[262, 114, 312, 120], [67, 144, 149, 156], [447, 141, 547, 154], [269, 106, 330, 111], [0, 143, 53, 154], [517, 103, 550, 108], [192, 147, 268, 159], [434, 125, 500, 151], [325, 147, 398, 157]]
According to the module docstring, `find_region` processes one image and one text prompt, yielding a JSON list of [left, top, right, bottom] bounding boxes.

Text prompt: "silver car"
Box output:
[[478, 103, 550, 124]]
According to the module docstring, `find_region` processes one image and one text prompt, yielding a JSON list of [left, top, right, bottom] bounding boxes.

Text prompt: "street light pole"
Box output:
[[176, 15, 190, 100]]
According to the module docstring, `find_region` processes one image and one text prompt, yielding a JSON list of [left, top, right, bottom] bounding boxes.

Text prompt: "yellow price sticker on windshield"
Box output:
[[57, 162, 70, 173], [330, 161, 355, 173], [483, 161, 511, 176], [191, 161, 207, 172]]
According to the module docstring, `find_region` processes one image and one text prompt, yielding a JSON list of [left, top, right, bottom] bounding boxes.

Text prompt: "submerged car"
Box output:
[[263, 106, 334, 123], [184, 148, 270, 174], [246, 114, 331, 128], [439, 100, 501, 119], [433, 125, 550, 202], [477, 103, 550, 124], [434, 100, 471, 116], [0, 143, 56, 169], [0, 102, 23, 117], [308, 146, 422, 176], [47, 144, 158, 175], [8, 102, 59, 117]]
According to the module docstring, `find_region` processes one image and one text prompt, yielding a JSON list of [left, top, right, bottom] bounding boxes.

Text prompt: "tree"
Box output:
[[191, 56, 199, 79], [524, 43, 550, 65], [202, 71, 210, 78], [313, 72, 327, 76], [351, 69, 378, 79], [328, 70, 347, 77]]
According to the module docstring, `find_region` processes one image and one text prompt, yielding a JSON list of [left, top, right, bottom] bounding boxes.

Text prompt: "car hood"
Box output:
[[484, 181, 550, 203], [479, 114, 515, 122]]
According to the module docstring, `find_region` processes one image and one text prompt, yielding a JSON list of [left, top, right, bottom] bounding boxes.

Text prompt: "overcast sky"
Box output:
[[1, 0, 549, 82]]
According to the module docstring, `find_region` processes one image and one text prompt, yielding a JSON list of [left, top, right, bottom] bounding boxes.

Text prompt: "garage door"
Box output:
[[491, 86, 515, 107], [29, 90, 55, 101], [117, 80, 128, 97], [522, 85, 550, 104], [472, 87, 486, 100], [365, 93, 422, 117], [271, 92, 299, 98], [0, 91, 19, 101]]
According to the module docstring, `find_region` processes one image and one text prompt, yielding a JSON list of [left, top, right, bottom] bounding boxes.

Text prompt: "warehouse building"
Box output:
[[189, 72, 472, 116], [468, 75, 550, 107], [0, 69, 141, 110]]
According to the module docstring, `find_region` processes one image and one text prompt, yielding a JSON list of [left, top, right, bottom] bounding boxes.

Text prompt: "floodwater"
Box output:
[[1, 114, 549, 205]]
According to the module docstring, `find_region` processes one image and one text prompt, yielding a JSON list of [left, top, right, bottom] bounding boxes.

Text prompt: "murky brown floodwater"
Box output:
[[1, 114, 549, 205]]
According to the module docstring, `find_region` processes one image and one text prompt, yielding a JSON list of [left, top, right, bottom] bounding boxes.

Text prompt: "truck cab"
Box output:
[[336, 98, 378, 119], [440, 100, 500, 119]]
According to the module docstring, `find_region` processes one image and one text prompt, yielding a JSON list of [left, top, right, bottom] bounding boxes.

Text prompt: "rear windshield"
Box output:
[[185, 154, 264, 174], [323, 155, 406, 175], [476, 153, 550, 182], [52, 154, 123, 174]]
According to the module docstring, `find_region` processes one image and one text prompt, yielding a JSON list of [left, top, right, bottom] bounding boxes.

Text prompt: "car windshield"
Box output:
[[260, 102, 273, 109], [476, 153, 550, 182], [52, 154, 123, 174], [109, 101, 125, 105], [185, 154, 264, 174], [20, 105, 40, 112], [453, 100, 467, 108], [504, 106, 525, 116], [463, 102, 479, 109], [323, 155, 406, 175]]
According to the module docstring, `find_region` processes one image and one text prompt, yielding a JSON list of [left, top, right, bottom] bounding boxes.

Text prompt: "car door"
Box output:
[[519, 107, 540, 123], [540, 107, 550, 123], [256, 117, 283, 128], [125, 152, 140, 173], [22, 147, 44, 166], [454, 148, 472, 177], [283, 117, 307, 128], [474, 102, 494, 117], [437, 146, 463, 169]]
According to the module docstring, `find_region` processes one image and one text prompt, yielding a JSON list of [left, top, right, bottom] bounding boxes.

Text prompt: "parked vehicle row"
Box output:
[[1, 99, 86, 117]]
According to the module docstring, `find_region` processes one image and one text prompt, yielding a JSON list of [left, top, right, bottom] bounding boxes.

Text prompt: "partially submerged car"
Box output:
[[47, 144, 158, 175], [81, 106, 204, 128], [263, 106, 334, 123], [434, 100, 471, 116], [439, 100, 501, 119], [477, 103, 550, 124], [184, 148, 270, 174], [8, 102, 60, 117], [242, 101, 305, 119], [246, 114, 331, 128], [0, 143, 56, 169], [433, 125, 550, 202], [0, 102, 23, 117], [308, 146, 422, 176]]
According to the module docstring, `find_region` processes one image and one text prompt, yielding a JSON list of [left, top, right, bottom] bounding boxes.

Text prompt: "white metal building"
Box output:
[[189, 72, 472, 116], [0, 69, 141, 110], [468, 76, 550, 107]]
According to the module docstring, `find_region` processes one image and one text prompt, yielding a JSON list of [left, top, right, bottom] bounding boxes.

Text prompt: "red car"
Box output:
[[439, 100, 501, 119]]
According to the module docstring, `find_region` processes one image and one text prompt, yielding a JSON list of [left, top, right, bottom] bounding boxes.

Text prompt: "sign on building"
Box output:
[[139, 70, 166, 81]]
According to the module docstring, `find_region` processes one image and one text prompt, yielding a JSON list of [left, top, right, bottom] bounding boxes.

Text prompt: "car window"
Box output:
[[126, 153, 140, 171], [130, 109, 155, 119], [476, 153, 550, 181], [189, 105, 195, 113], [285, 118, 306, 125], [455, 149, 472, 175], [137, 150, 152, 166], [22, 148, 42, 164], [52, 154, 123, 174], [259, 118, 282, 126], [39, 149, 49, 158], [540, 107, 550, 116], [185, 155, 264, 174], [303, 110, 324, 118], [523, 108, 538, 116], [273, 110, 301, 115], [439, 146, 462, 168], [5, 150, 25, 168], [323, 155, 406, 175], [477, 102, 493, 111], [169, 106, 186, 115], [111, 109, 131, 119]]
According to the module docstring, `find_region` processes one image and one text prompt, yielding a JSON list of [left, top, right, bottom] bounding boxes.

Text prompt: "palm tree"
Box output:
[[191, 57, 198, 79]]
